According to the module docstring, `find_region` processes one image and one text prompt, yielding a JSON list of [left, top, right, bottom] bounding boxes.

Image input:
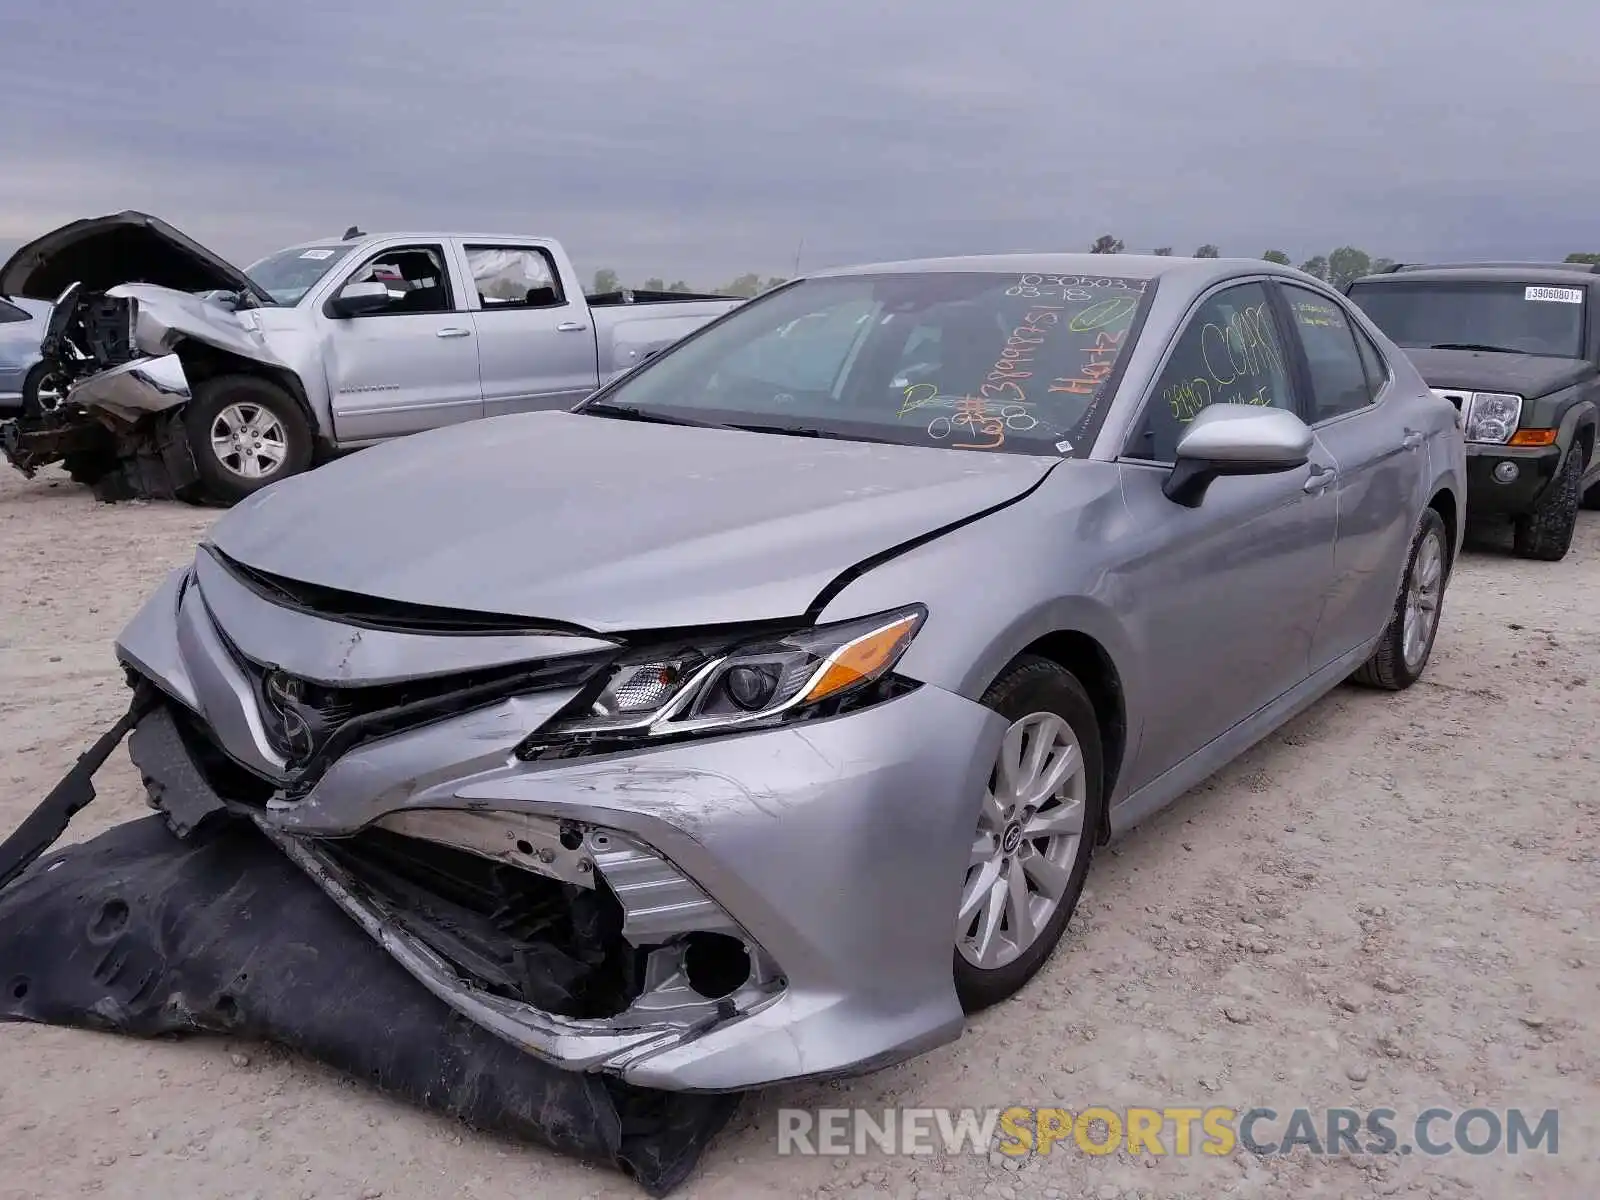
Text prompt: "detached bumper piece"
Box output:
[[0, 815, 739, 1196]]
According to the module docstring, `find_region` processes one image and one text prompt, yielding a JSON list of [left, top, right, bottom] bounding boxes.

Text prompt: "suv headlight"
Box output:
[[1462, 392, 1522, 444], [516, 606, 925, 756]]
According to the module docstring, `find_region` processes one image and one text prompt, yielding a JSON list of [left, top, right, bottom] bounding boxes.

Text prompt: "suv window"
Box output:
[[1126, 281, 1293, 463], [1281, 283, 1374, 422], [341, 244, 455, 316], [465, 245, 565, 310], [0, 299, 30, 324]]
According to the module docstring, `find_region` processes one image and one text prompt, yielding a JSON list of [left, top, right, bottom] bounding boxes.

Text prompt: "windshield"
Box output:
[[244, 244, 357, 306], [579, 271, 1154, 455], [1347, 280, 1587, 358]]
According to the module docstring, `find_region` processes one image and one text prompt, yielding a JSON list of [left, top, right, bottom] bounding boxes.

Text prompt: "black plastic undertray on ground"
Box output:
[[0, 815, 740, 1196]]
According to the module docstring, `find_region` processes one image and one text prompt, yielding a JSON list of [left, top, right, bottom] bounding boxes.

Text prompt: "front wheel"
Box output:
[[954, 656, 1104, 1014], [1351, 508, 1449, 691], [1512, 446, 1582, 560], [183, 375, 313, 504]]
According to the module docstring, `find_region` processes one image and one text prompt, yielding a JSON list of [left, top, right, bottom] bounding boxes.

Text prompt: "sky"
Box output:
[[3, 1, 1598, 289]]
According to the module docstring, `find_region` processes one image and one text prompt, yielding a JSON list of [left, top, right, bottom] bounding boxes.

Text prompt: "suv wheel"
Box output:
[[1512, 445, 1582, 561]]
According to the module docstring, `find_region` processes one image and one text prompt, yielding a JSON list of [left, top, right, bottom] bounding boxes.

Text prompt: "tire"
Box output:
[[954, 656, 1104, 1014], [20, 361, 68, 420], [1351, 508, 1449, 691], [1512, 445, 1582, 560], [183, 375, 313, 504]]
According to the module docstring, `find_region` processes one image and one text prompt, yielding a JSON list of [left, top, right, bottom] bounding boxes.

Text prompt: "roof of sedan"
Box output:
[[811, 253, 1308, 286]]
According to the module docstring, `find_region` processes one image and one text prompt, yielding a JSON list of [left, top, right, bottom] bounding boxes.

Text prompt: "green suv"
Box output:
[[1346, 262, 1599, 561]]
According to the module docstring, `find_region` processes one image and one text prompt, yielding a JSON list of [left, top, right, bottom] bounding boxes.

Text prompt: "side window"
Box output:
[[1353, 323, 1389, 397], [0, 299, 30, 325], [465, 245, 566, 310], [340, 244, 454, 316], [1282, 284, 1375, 422], [1125, 281, 1293, 463]]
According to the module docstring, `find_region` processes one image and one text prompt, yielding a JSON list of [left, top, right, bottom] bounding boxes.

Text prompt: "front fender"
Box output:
[[811, 466, 1144, 775], [111, 283, 287, 370]]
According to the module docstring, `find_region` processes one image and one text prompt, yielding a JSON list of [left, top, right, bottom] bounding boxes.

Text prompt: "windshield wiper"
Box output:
[[580, 403, 729, 430], [1429, 342, 1521, 354], [726, 422, 906, 446]]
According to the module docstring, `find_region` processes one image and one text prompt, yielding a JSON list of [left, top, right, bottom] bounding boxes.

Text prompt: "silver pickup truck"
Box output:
[[0, 212, 742, 503]]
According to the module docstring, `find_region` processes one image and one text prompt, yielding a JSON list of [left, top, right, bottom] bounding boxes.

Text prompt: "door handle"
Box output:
[[1401, 428, 1423, 451], [1304, 463, 1337, 494], [557, 321, 588, 332], [436, 327, 472, 338]]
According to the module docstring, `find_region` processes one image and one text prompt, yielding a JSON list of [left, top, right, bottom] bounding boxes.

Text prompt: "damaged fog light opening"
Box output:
[[681, 932, 752, 999]]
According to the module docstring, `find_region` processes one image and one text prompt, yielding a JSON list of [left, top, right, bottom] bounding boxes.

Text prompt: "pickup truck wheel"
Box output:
[[1511, 444, 1582, 561], [954, 657, 1103, 1014], [1351, 508, 1448, 691], [184, 376, 313, 504]]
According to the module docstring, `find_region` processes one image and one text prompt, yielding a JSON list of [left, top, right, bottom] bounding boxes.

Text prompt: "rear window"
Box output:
[[1347, 280, 1586, 358]]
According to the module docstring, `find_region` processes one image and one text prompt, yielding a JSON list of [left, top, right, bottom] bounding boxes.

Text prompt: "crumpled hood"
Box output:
[[1403, 347, 1596, 399], [207, 410, 1058, 631], [0, 210, 272, 304]]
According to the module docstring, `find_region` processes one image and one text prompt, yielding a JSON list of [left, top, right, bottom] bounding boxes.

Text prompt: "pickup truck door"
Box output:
[[318, 240, 484, 442], [459, 241, 602, 416]]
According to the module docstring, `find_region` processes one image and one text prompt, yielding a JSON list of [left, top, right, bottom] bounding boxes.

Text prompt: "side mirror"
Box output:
[[327, 280, 390, 318], [1163, 403, 1313, 507]]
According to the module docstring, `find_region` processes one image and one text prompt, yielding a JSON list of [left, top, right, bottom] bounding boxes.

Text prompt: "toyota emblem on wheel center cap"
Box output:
[[1001, 822, 1023, 855]]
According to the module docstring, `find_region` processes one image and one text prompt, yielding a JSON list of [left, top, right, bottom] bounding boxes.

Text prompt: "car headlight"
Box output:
[[1462, 392, 1522, 444], [515, 606, 925, 756]]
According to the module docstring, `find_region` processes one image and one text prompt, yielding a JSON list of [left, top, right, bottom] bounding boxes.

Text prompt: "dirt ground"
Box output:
[[0, 462, 1596, 1200]]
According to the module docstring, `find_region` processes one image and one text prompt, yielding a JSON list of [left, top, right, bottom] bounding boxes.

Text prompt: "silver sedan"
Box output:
[[106, 253, 1465, 1091], [0, 295, 49, 411]]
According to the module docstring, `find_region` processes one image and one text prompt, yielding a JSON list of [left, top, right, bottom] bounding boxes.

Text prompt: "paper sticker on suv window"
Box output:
[[1525, 286, 1582, 303], [300, 249, 335, 260]]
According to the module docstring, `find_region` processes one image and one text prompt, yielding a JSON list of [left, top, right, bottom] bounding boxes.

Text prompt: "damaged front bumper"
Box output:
[[89, 553, 1003, 1092]]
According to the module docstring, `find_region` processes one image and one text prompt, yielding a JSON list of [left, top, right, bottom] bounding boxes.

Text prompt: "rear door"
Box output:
[[1113, 278, 1340, 792], [1274, 282, 1425, 668], [461, 242, 601, 415], [319, 241, 483, 441]]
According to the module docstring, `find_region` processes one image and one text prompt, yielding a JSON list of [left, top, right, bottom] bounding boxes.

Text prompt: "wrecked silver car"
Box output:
[[6, 253, 1464, 1092]]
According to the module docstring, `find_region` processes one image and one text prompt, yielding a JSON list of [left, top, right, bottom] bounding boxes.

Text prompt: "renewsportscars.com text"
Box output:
[[776, 1105, 1560, 1158]]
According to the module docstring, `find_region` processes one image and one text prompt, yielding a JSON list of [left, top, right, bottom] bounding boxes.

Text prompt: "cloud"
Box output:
[[3, 0, 1599, 284]]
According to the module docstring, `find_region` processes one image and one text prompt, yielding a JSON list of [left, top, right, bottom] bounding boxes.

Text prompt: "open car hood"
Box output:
[[0, 211, 273, 305]]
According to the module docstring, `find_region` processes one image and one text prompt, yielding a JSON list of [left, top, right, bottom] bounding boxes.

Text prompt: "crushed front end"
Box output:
[[102, 539, 999, 1092], [0, 283, 197, 499], [113, 546, 795, 1084]]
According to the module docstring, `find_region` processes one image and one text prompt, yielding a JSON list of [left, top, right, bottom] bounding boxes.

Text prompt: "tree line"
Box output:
[[592, 247, 1600, 301]]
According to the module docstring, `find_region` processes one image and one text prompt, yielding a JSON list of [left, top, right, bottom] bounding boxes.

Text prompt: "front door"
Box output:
[[321, 242, 484, 442], [462, 243, 601, 416], [1276, 282, 1426, 668], [1113, 279, 1340, 792]]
